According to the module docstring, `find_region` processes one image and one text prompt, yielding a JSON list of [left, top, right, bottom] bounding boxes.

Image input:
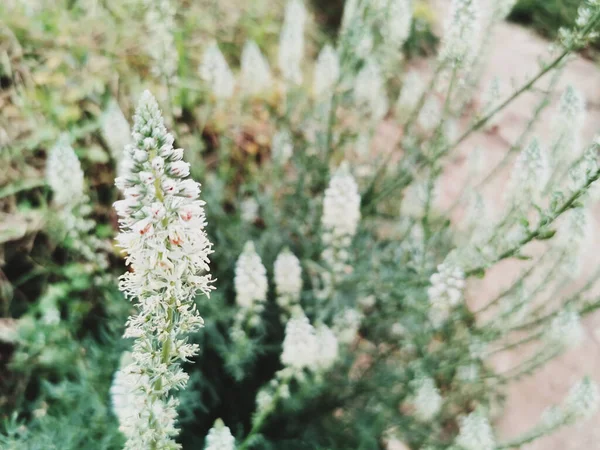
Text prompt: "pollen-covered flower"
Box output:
[[546, 309, 584, 350], [455, 412, 495, 450], [101, 99, 131, 177], [274, 249, 302, 311], [412, 377, 443, 421], [438, 0, 481, 67], [241, 40, 272, 95], [234, 241, 268, 309], [46, 137, 85, 208], [313, 44, 340, 97], [354, 59, 388, 121], [507, 137, 549, 206], [204, 419, 235, 450], [278, 0, 307, 84], [281, 314, 318, 371], [114, 90, 213, 448], [200, 42, 235, 99]]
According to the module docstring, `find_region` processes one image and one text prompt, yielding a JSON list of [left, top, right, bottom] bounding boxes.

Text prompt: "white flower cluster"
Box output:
[[418, 96, 442, 132], [427, 263, 465, 327], [281, 314, 318, 371], [101, 99, 131, 177], [354, 59, 388, 121], [46, 137, 108, 267], [110, 352, 146, 436], [439, 0, 481, 68], [240, 40, 272, 96], [321, 163, 361, 277], [507, 137, 549, 207], [455, 412, 496, 450], [488, 0, 517, 21], [552, 86, 586, 163], [281, 314, 339, 374], [113, 90, 214, 448], [254, 314, 338, 418], [234, 241, 268, 310], [46, 137, 85, 208], [240, 197, 259, 223], [546, 309, 584, 350], [412, 376, 443, 421], [397, 71, 424, 116], [200, 42, 235, 100], [556, 207, 592, 278], [278, 0, 307, 84], [204, 419, 236, 450], [274, 249, 303, 317], [313, 44, 340, 98], [383, 0, 413, 49], [272, 128, 294, 164], [332, 308, 363, 344], [563, 377, 600, 422], [144, 0, 178, 79]]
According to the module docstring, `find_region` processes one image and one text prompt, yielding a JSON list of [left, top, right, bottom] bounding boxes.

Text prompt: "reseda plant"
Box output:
[[2, 0, 600, 449]]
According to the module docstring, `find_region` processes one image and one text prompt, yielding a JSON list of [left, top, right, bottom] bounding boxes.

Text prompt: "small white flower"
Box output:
[[313, 44, 340, 97], [354, 59, 388, 121], [383, 0, 413, 49], [278, 0, 307, 84], [46, 137, 85, 208], [274, 249, 302, 306], [438, 0, 482, 67], [552, 86, 586, 164], [240, 198, 259, 223], [314, 324, 339, 371], [417, 96, 442, 132], [333, 308, 362, 344], [200, 42, 235, 99], [101, 99, 131, 177], [397, 71, 424, 115], [272, 128, 294, 164], [204, 419, 236, 450], [546, 309, 584, 350], [144, 0, 178, 79], [413, 377, 443, 421], [281, 314, 318, 371], [240, 40, 272, 95], [507, 137, 549, 207], [563, 377, 600, 422], [455, 412, 495, 450], [428, 263, 465, 308], [234, 241, 268, 309]]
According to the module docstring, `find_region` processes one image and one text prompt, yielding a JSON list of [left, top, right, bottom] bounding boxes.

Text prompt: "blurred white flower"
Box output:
[[313, 44, 340, 97], [455, 412, 495, 450], [413, 377, 443, 421], [240, 40, 272, 95], [234, 241, 268, 309], [278, 0, 307, 84], [205, 419, 236, 450], [200, 42, 235, 99]]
